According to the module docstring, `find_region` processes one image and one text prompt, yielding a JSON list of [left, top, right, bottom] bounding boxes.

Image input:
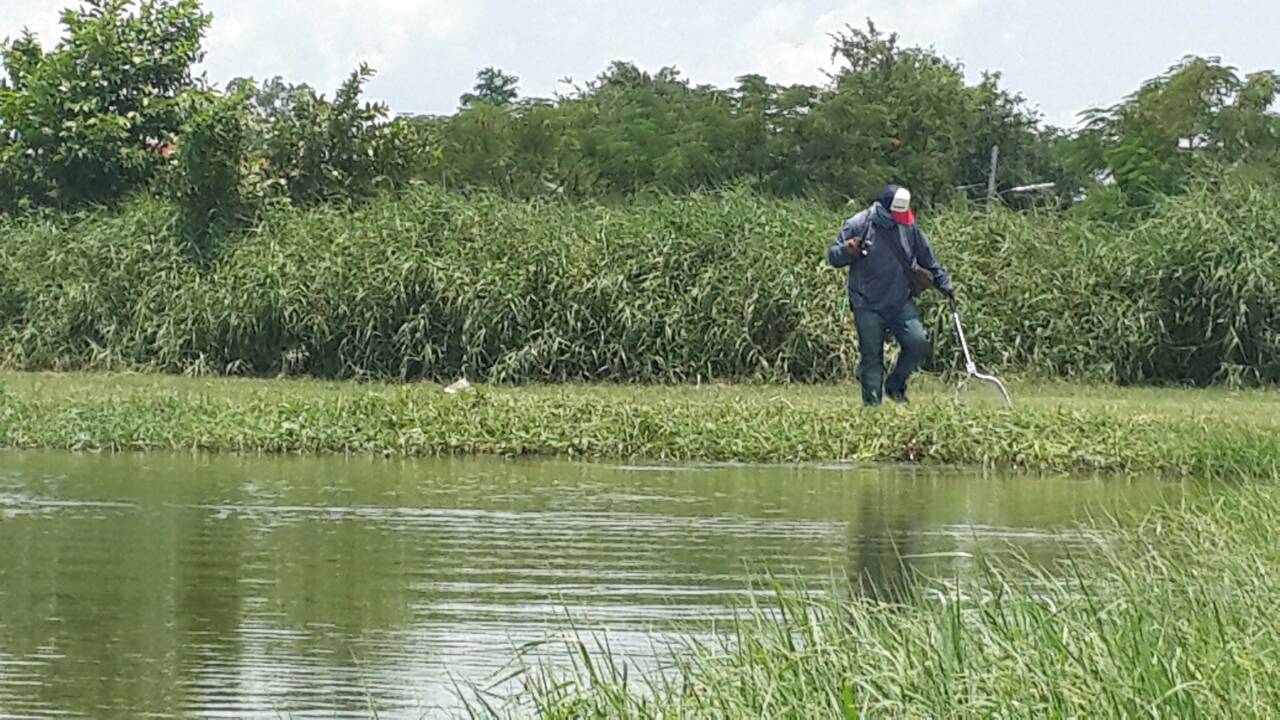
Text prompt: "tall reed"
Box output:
[[1, 181, 1276, 385]]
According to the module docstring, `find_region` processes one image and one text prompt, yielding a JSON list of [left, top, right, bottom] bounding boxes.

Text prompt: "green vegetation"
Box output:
[[3, 4, 1277, 717], [479, 484, 1280, 718], [3, 2, 1277, 389], [2, 181, 1277, 385], [1072, 57, 1280, 209], [0, 0, 211, 211], [3, 1, 1277, 223], [2, 372, 1278, 479]]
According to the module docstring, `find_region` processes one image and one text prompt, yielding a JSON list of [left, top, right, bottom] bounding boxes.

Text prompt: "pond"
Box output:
[[0, 451, 1181, 718]]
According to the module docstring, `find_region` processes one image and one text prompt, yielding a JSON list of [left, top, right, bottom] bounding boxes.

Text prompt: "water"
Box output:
[[0, 451, 1180, 718]]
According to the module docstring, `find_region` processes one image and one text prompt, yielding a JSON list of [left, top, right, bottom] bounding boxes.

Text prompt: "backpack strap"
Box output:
[[848, 208, 874, 245], [881, 222, 934, 297], [881, 221, 914, 276]]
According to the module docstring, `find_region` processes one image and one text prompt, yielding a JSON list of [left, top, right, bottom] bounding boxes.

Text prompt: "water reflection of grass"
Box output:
[[2, 371, 1278, 478], [472, 485, 1280, 718]]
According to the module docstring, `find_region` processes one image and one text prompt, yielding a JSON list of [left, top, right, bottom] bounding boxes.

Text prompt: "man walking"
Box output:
[[827, 184, 955, 406]]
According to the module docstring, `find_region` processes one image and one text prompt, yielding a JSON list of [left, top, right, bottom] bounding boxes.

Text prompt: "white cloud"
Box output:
[[193, 0, 479, 98], [731, 0, 1004, 89], [3, 0, 64, 43], [740, 3, 835, 85]]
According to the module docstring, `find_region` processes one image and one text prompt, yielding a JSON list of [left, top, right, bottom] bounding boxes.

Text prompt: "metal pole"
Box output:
[[986, 145, 999, 206], [952, 301, 1012, 408]]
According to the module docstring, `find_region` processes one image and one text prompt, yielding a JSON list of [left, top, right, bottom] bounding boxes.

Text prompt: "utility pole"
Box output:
[[986, 145, 1000, 207]]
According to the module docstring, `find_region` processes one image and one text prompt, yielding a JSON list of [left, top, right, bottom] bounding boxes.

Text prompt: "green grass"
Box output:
[[2, 371, 1278, 478], [3, 371, 1276, 715], [474, 484, 1280, 718], [2, 181, 1278, 386]]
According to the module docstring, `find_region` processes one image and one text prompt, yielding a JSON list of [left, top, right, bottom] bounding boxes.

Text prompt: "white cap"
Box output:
[[891, 188, 911, 213]]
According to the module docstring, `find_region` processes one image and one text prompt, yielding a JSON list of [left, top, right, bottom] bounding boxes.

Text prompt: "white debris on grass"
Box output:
[[444, 378, 473, 395]]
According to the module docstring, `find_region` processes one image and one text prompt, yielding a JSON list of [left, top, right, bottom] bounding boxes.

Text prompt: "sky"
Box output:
[[3, 0, 1278, 128]]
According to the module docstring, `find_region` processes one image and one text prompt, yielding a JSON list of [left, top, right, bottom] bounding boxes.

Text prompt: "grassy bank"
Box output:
[[2, 372, 1278, 478], [482, 484, 1280, 718], [2, 181, 1278, 386]]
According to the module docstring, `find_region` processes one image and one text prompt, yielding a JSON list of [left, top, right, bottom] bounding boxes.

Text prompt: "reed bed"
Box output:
[[1, 181, 1277, 385]]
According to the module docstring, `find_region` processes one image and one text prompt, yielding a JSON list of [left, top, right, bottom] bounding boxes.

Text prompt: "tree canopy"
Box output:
[[1070, 57, 1280, 205], [2, 1, 1276, 220]]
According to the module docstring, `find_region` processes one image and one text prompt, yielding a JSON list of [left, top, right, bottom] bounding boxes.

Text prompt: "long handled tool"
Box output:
[[950, 298, 1012, 408]]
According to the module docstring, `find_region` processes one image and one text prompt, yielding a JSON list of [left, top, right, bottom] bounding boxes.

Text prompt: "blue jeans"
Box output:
[[853, 302, 929, 405]]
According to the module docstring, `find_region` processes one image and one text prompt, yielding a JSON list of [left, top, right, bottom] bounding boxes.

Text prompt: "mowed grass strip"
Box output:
[[2, 372, 1278, 478]]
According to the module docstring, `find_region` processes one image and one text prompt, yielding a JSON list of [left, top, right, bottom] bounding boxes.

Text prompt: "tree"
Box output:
[[460, 67, 520, 108], [169, 89, 266, 261], [1071, 57, 1280, 205], [0, 0, 211, 209], [553, 62, 741, 195], [231, 65, 423, 207], [764, 22, 1058, 207]]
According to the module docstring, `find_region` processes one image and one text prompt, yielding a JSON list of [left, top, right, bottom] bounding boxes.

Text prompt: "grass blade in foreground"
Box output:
[[475, 485, 1280, 718]]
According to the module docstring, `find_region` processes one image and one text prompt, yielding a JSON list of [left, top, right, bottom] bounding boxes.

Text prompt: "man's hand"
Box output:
[[846, 236, 865, 256], [943, 286, 957, 306]]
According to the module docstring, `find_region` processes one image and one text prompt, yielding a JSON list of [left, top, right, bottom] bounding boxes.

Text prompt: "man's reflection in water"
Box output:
[[848, 492, 921, 605]]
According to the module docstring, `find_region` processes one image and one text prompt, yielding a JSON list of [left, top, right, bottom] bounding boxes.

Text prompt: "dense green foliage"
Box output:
[[0, 0, 210, 211], [2, 1, 1277, 389], [227, 67, 424, 209], [481, 484, 1280, 718], [0, 1, 418, 226], [4, 2, 1276, 221], [413, 27, 1073, 206], [1071, 57, 1280, 207], [167, 89, 263, 259], [1, 180, 1277, 385], [3, 374, 1279, 478]]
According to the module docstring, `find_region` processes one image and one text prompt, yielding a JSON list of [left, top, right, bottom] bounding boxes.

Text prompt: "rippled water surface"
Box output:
[[0, 451, 1180, 718]]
